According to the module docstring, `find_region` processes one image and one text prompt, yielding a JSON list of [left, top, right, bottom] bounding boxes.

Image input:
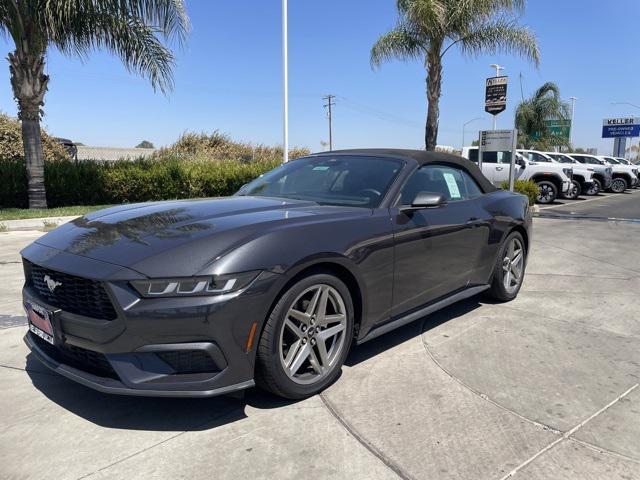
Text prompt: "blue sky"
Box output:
[[1, 0, 639, 154]]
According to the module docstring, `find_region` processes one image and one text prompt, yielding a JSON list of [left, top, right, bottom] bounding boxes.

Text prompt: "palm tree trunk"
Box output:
[[425, 54, 442, 151], [8, 48, 50, 209]]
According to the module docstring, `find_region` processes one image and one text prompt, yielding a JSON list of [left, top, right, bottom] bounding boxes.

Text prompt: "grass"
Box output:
[[0, 205, 112, 221]]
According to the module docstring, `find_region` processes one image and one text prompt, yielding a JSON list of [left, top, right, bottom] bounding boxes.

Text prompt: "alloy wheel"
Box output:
[[502, 237, 524, 294], [610, 178, 626, 193], [278, 284, 348, 385], [586, 181, 600, 195], [537, 183, 555, 204], [565, 181, 580, 199]]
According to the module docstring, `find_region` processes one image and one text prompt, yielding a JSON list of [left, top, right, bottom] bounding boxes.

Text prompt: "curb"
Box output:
[[0, 215, 80, 232]]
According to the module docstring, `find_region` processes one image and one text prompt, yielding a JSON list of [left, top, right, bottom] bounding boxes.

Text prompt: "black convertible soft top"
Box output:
[[310, 148, 497, 193]]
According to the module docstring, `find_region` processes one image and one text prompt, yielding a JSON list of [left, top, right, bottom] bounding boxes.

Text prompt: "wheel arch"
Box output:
[[530, 173, 563, 192]]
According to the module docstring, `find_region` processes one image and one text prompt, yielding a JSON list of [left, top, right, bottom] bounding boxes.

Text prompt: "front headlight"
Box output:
[[130, 271, 261, 298], [587, 167, 595, 171], [562, 168, 573, 177]]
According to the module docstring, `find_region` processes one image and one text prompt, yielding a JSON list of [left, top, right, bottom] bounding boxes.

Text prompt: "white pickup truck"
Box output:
[[538, 151, 597, 197], [461, 146, 572, 204], [598, 156, 639, 190]]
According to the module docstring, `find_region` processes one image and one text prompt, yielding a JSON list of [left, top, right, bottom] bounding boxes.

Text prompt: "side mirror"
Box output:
[[516, 158, 526, 168], [401, 192, 446, 212]]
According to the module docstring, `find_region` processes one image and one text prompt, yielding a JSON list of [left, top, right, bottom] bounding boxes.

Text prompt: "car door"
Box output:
[[390, 164, 488, 319]]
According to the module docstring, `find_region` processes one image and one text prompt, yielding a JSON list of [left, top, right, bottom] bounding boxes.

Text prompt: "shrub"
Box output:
[[500, 179, 539, 206], [0, 113, 69, 161], [0, 155, 281, 208]]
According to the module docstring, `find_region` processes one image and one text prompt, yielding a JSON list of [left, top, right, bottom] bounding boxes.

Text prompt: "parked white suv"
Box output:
[[540, 152, 597, 197], [563, 154, 613, 194], [520, 150, 594, 199], [461, 147, 572, 204], [598, 156, 639, 190]]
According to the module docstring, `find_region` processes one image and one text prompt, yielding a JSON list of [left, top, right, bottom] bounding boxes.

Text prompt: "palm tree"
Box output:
[[371, 0, 540, 150], [515, 82, 571, 149], [1, 1, 189, 209]]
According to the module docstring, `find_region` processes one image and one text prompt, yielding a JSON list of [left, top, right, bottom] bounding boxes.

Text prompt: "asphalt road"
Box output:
[[538, 188, 640, 221], [1, 218, 639, 480]]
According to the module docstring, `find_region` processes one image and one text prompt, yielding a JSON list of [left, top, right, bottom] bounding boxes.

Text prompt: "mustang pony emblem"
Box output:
[[43, 274, 62, 293]]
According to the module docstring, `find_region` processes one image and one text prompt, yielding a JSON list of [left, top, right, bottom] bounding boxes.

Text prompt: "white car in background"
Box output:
[[598, 156, 639, 190], [461, 146, 572, 204], [542, 152, 601, 196], [567, 154, 616, 193], [520, 150, 594, 199]]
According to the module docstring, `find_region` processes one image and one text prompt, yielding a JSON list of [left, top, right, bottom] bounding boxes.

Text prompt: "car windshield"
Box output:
[[603, 157, 619, 164], [573, 155, 603, 165], [235, 155, 403, 208], [552, 155, 573, 163]]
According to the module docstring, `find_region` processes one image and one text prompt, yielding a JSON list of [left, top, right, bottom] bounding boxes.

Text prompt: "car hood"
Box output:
[[31, 196, 368, 277]]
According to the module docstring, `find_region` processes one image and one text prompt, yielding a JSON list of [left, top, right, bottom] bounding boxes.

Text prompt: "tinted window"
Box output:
[[400, 165, 483, 204], [236, 155, 402, 208], [467, 149, 512, 164], [522, 151, 551, 162]]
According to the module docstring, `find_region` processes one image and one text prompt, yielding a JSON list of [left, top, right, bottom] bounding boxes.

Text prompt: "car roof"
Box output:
[[307, 148, 497, 193]]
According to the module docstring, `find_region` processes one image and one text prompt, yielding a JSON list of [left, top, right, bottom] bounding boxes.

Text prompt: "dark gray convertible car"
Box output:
[[22, 149, 532, 399]]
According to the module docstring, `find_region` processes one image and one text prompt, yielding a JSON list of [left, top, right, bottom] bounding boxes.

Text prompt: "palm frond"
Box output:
[[370, 26, 425, 69], [458, 20, 540, 66]]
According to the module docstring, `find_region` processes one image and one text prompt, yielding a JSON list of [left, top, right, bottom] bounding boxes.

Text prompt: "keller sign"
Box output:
[[602, 117, 640, 138], [485, 76, 508, 115]]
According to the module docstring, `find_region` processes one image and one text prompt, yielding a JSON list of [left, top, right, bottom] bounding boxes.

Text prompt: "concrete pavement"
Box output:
[[1, 217, 639, 479]]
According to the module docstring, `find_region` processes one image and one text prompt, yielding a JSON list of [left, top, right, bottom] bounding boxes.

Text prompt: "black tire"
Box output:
[[562, 180, 581, 200], [486, 231, 527, 302], [585, 179, 601, 196], [535, 180, 557, 204], [609, 177, 628, 193], [256, 272, 354, 399]]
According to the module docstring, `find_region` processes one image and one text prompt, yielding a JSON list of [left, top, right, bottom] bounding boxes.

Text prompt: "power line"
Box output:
[[323, 94, 336, 150]]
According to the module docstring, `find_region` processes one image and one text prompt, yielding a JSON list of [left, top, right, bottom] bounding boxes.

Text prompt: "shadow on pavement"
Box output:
[[25, 353, 301, 432], [346, 297, 483, 367], [24, 297, 484, 431]]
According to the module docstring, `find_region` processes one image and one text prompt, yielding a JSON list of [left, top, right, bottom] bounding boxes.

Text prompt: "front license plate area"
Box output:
[[25, 301, 55, 345]]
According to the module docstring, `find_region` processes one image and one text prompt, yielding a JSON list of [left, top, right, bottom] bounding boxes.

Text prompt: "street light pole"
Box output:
[[569, 96, 577, 147], [462, 117, 483, 149], [282, 0, 289, 163], [489, 64, 504, 130]]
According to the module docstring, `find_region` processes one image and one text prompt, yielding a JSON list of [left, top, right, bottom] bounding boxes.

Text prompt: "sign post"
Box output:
[[478, 129, 518, 191], [602, 117, 640, 157], [485, 76, 508, 129]]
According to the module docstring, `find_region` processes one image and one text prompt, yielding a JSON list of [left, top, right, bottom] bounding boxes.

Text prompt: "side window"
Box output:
[[400, 165, 484, 204]]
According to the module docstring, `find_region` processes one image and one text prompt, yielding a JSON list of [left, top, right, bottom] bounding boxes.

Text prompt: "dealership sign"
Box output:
[[485, 76, 508, 115], [602, 117, 640, 138], [479, 129, 515, 152]]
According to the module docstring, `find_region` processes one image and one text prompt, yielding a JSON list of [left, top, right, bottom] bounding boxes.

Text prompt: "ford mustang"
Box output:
[[22, 149, 531, 399]]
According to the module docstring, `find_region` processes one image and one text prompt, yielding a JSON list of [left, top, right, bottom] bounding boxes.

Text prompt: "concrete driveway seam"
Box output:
[[319, 392, 415, 480], [76, 406, 246, 480], [535, 238, 640, 275], [419, 318, 563, 436], [525, 272, 637, 281], [569, 437, 640, 466], [490, 303, 640, 340], [498, 383, 638, 479]]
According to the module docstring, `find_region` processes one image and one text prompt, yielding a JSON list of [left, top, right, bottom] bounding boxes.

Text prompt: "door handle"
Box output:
[[495, 166, 504, 171], [466, 217, 480, 225]]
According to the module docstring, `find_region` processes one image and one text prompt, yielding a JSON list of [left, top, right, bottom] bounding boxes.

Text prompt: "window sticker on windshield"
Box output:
[[313, 166, 330, 171], [443, 172, 461, 199]]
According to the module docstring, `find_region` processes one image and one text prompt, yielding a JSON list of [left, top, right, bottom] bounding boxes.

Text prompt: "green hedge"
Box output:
[[500, 179, 539, 206], [0, 157, 280, 208]]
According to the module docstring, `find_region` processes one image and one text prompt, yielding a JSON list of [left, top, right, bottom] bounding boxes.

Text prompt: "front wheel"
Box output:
[[585, 179, 601, 196], [562, 180, 581, 200], [256, 273, 354, 399], [536, 180, 557, 204], [609, 177, 628, 193], [486, 231, 527, 302]]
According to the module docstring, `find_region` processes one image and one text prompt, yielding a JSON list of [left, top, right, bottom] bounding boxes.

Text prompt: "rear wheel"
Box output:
[[486, 231, 527, 302], [562, 180, 581, 200], [585, 179, 601, 196], [610, 177, 628, 193], [256, 272, 354, 399], [536, 180, 557, 204]]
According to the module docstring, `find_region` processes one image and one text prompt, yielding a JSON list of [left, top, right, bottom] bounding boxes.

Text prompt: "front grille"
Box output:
[[24, 261, 117, 320], [157, 350, 219, 374], [31, 334, 119, 380]]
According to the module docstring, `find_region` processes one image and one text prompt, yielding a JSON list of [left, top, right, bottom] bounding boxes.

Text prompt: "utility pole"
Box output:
[[569, 96, 577, 147], [282, 0, 289, 162], [323, 95, 336, 151]]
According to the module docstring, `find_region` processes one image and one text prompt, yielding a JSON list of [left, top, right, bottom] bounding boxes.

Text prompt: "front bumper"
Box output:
[[21, 245, 283, 397]]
